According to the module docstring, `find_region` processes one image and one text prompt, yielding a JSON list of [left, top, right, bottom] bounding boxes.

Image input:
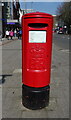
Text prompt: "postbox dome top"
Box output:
[[23, 12, 53, 19]]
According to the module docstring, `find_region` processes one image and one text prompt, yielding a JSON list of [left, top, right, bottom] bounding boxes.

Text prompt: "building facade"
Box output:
[[13, 0, 20, 20], [2, 0, 20, 37], [0, 1, 2, 38]]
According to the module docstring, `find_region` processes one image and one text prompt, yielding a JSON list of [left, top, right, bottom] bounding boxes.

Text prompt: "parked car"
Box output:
[[53, 28, 56, 33], [58, 30, 64, 34], [57, 28, 64, 34]]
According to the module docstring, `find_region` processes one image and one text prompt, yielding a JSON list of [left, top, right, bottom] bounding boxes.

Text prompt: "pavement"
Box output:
[[0, 37, 18, 46], [0, 34, 69, 118], [0, 38, 2, 120], [53, 33, 70, 50]]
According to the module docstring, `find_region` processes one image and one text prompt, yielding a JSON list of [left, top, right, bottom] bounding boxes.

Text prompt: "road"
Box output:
[[0, 33, 69, 118], [53, 33, 69, 50]]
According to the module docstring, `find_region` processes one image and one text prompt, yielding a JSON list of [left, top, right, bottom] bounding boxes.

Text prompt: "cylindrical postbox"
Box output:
[[22, 12, 53, 110]]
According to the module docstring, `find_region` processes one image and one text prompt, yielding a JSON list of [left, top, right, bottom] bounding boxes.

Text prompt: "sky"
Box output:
[[20, 2, 63, 15]]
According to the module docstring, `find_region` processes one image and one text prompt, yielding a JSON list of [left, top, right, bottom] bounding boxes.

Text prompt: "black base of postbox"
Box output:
[[22, 84, 50, 110]]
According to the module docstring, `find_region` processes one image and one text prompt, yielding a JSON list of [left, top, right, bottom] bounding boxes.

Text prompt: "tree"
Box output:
[[56, 2, 71, 34]]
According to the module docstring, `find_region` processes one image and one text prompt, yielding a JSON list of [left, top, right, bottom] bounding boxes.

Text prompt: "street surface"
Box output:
[[0, 33, 69, 118], [53, 33, 69, 50]]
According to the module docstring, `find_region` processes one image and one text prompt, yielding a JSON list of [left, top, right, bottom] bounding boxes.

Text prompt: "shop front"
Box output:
[[6, 19, 20, 31]]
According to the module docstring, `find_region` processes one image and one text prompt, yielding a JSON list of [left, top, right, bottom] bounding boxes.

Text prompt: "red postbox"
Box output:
[[22, 12, 53, 110]]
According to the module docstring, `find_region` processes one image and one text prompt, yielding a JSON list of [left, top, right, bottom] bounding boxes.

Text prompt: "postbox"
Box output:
[[22, 12, 53, 110]]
